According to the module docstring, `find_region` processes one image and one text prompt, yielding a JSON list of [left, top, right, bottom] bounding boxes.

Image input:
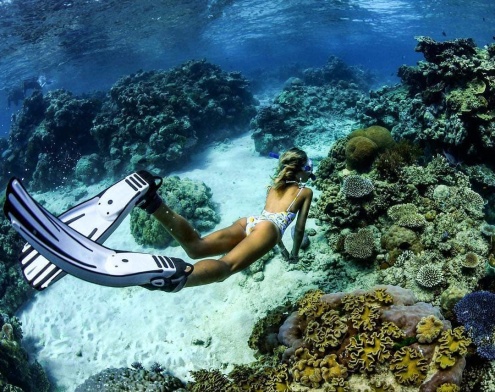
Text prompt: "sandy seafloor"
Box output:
[[15, 132, 346, 391]]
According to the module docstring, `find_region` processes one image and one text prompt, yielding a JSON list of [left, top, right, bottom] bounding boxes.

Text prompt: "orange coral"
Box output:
[[390, 346, 428, 386]]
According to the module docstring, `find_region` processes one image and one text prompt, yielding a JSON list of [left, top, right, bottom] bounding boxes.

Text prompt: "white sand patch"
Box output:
[[17, 133, 321, 391]]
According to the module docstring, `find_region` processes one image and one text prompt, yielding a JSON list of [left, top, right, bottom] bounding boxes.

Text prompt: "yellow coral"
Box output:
[[434, 327, 472, 369], [390, 346, 428, 386], [380, 322, 406, 340], [438, 327, 471, 356], [304, 309, 348, 352], [372, 288, 394, 305], [292, 348, 347, 388], [298, 290, 326, 318], [416, 315, 444, 343], [346, 332, 394, 373], [370, 379, 396, 391], [436, 383, 461, 392], [349, 304, 381, 332], [323, 377, 350, 392], [341, 293, 367, 312]]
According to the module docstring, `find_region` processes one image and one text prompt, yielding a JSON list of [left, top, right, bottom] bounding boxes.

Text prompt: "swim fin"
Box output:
[[4, 177, 193, 292]]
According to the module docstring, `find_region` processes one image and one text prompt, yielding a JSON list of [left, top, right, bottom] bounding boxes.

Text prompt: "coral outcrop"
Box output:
[[130, 176, 220, 248], [314, 139, 490, 305], [0, 60, 256, 190], [185, 286, 471, 392], [357, 36, 495, 170], [75, 363, 185, 391], [0, 314, 50, 392], [250, 56, 370, 155]]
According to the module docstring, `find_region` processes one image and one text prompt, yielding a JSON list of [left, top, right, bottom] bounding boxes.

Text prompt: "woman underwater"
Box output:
[[4, 148, 315, 293]]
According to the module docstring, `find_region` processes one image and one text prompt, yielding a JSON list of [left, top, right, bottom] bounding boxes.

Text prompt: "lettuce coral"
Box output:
[[416, 315, 444, 343], [390, 346, 429, 385]]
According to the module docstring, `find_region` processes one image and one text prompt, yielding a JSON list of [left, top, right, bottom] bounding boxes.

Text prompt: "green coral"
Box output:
[[130, 176, 220, 247]]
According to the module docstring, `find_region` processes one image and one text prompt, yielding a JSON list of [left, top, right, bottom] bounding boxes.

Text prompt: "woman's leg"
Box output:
[[152, 202, 246, 259], [185, 221, 279, 287]]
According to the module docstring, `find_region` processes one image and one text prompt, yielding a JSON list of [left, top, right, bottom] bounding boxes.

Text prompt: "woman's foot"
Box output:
[[137, 170, 164, 214]]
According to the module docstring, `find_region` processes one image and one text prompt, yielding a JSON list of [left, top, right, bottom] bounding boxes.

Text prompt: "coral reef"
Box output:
[[93, 60, 257, 175], [454, 291, 495, 360], [0, 60, 256, 190], [130, 176, 220, 248], [356, 36, 495, 170], [186, 286, 471, 392], [345, 125, 395, 171], [74, 364, 185, 391], [314, 139, 490, 305], [0, 314, 50, 392], [250, 56, 370, 155], [0, 198, 31, 316], [1, 90, 102, 191]]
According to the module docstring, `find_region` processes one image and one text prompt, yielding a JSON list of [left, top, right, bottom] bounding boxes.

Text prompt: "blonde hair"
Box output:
[[272, 147, 308, 190]]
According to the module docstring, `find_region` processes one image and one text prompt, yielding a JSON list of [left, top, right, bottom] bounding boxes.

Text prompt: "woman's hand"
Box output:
[[279, 242, 290, 261], [288, 252, 299, 264]]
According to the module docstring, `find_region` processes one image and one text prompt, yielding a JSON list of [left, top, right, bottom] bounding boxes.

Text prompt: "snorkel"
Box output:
[[269, 151, 316, 181]]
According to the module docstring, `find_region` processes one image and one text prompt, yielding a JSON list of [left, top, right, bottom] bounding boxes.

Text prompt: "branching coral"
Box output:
[[416, 264, 444, 288]]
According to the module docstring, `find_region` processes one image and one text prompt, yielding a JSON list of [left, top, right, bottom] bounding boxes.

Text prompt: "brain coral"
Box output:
[[345, 136, 379, 171]]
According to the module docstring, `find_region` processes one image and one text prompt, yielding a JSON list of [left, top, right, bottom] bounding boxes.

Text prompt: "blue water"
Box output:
[[0, 0, 494, 137]]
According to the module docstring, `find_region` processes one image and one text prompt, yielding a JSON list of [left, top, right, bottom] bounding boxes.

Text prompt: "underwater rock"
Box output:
[[75, 365, 184, 391]]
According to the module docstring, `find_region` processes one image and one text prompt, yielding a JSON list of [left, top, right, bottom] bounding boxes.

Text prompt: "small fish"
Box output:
[[442, 31, 447, 37]]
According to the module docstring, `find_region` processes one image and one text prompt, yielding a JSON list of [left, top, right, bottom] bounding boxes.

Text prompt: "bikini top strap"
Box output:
[[286, 185, 305, 212]]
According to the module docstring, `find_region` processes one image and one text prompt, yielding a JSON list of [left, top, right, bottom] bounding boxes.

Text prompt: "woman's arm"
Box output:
[[290, 188, 313, 262]]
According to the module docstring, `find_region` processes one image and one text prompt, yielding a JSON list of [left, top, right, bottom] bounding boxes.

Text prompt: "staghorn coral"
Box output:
[[390, 346, 428, 386], [344, 227, 375, 259], [342, 175, 375, 198], [416, 315, 444, 343]]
